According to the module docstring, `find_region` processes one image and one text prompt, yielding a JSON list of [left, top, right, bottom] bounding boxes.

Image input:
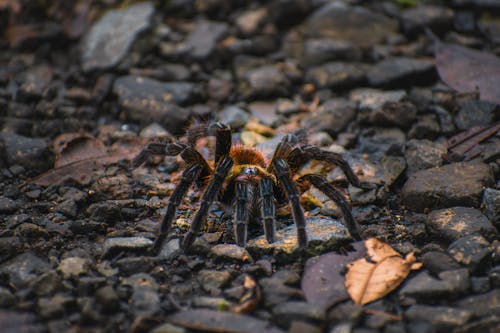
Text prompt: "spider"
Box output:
[[132, 122, 372, 253]]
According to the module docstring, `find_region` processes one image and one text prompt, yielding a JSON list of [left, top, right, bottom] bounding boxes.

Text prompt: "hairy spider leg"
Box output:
[[152, 164, 202, 253], [299, 174, 362, 241], [259, 177, 276, 244], [234, 182, 250, 247], [182, 156, 234, 250], [212, 122, 232, 165], [273, 158, 308, 248]]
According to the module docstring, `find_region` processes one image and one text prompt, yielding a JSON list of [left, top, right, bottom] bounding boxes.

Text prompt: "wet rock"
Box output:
[[0, 252, 51, 289], [454, 100, 499, 131], [457, 289, 500, 317], [210, 244, 253, 263], [0, 287, 15, 308], [305, 62, 368, 89], [400, 5, 454, 36], [297, 2, 397, 48], [405, 305, 472, 331], [81, 2, 154, 71], [248, 217, 350, 259], [0, 132, 53, 173], [400, 269, 469, 301], [17, 64, 53, 101], [358, 127, 406, 154], [37, 294, 75, 319], [158, 238, 181, 260], [448, 235, 492, 272], [184, 20, 228, 61], [350, 88, 406, 111], [57, 257, 92, 279], [217, 106, 250, 130], [96, 285, 120, 314], [401, 161, 494, 212], [260, 270, 302, 307], [122, 273, 160, 316], [240, 65, 291, 99], [426, 207, 496, 243], [421, 251, 461, 275], [367, 57, 436, 88], [112, 75, 193, 133], [364, 101, 418, 129], [301, 99, 357, 137], [102, 237, 153, 258], [272, 301, 325, 328], [483, 188, 500, 227], [405, 139, 446, 175], [197, 270, 232, 294], [0, 197, 18, 214]]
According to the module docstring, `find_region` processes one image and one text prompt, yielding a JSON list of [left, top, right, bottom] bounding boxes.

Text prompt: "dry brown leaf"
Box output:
[[231, 274, 261, 314], [345, 238, 422, 305], [53, 132, 107, 167]]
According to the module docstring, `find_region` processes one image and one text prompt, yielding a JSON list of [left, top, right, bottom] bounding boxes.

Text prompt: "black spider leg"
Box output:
[[260, 177, 276, 244], [152, 164, 202, 254], [300, 145, 373, 190], [273, 158, 308, 248], [181, 156, 234, 250], [299, 174, 362, 241], [234, 182, 250, 247]]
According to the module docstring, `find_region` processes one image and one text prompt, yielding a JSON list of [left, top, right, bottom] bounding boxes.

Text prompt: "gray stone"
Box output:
[[405, 305, 472, 330], [272, 301, 326, 328], [37, 294, 75, 319], [401, 5, 454, 35], [301, 98, 357, 137], [197, 270, 232, 294], [96, 285, 120, 313], [30, 270, 61, 296], [483, 188, 500, 227], [408, 114, 441, 140], [81, 2, 154, 71], [114, 256, 154, 275], [421, 251, 461, 275], [368, 57, 436, 88], [358, 127, 406, 154], [210, 244, 253, 263], [0, 287, 15, 308], [457, 289, 500, 317], [0, 132, 53, 172], [454, 100, 499, 131], [260, 270, 302, 307], [364, 101, 418, 129], [400, 269, 469, 301], [247, 101, 280, 126], [102, 237, 153, 258], [0, 197, 18, 214], [240, 65, 291, 99], [405, 139, 446, 175], [470, 276, 490, 294], [184, 20, 228, 61], [298, 38, 360, 67], [0, 252, 51, 289], [401, 161, 494, 212], [217, 106, 249, 130], [448, 235, 492, 272], [18, 64, 53, 100], [350, 88, 406, 111], [139, 123, 170, 139], [158, 238, 181, 260], [57, 257, 92, 278], [305, 62, 368, 89], [151, 322, 187, 333], [426, 207, 496, 243], [121, 273, 160, 316]]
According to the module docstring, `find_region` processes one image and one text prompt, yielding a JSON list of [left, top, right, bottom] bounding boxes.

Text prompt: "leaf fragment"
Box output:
[[345, 238, 422, 305]]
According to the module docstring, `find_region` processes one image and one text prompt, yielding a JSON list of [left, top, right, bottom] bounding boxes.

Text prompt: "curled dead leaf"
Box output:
[[230, 274, 261, 314], [345, 238, 422, 305]]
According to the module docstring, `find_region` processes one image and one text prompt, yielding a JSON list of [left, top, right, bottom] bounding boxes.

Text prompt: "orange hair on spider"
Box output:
[[229, 144, 267, 168]]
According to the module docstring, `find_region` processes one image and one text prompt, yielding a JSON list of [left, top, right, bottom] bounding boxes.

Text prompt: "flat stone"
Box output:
[[297, 38, 360, 67], [210, 244, 253, 263], [401, 5, 454, 36], [421, 251, 461, 275], [427, 207, 496, 244], [300, 98, 357, 136], [217, 106, 250, 130], [81, 2, 154, 71], [37, 294, 75, 319], [305, 62, 369, 89], [483, 188, 500, 227], [400, 269, 469, 301], [0, 132, 53, 172], [184, 20, 229, 61], [358, 127, 406, 154], [0, 252, 51, 289], [18, 64, 53, 101], [457, 289, 500, 317], [401, 161, 494, 212], [151, 323, 187, 333], [102, 237, 153, 258], [368, 57, 436, 88], [454, 100, 498, 131], [247, 217, 350, 259], [240, 65, 291, 99], [247, 101, 280, 126], [121, 273, 160, 316], [405, 139, 446, 175], [470, 276, 491, 294], [405, 305, 472, 330], [448, 235, 492, 272], [57, 257, 92, 278], [95, 285, 120, 313], [112, 75, 193, 133], [197, 270, 232, 294], [364, 101, 418, 129], [0, 197, 18, 214], [350, 88, 406, 110], [0, 287, 15, 307], [30, 270, 62, 297], [260, 270, 303, 307], [115, 256, 154, 275], [272, 301, 326, 328], [158, 238, 181, 260]]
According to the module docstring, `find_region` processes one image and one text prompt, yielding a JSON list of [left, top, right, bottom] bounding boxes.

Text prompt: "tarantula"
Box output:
[[132, 123, 372, 253]]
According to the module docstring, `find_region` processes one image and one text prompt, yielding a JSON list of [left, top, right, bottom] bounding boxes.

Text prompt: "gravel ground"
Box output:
[[0, 1, 499, 332]]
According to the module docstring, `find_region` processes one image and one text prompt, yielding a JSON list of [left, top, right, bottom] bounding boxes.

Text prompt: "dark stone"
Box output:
[[197, 270, 232, 294], [0, 197, 18, 214], [0, 287, 15, 308], [457, 289, 500, 317], [0, 252, 51, 289], [367, 57, 436, 88], [0, 132, 53, 173], [408, 114, 441, 140], [37, 294, 75, 319], [121, 273, 160, 316], [448, 235, 492, 272], [96, 285, 121, 313], [400, 5, 454, 36], [17, 64, 53, 101], [240, 65, 291, 99], [114, 256, 154, 275], [305, 62, 368, 89], [405, 140, 446, 175], [400, 269, 469, 301], [405, 305, 472, 331], [259, 270, 302, 307], [401, 162, 494, 212], [298, 39, 361, 67], [351, 88, 406, 111], [301, 99, 357, 137], [366, 101, 418, 129], [426, 207, 496, 243], [454, 100, 499, 131], [0, 237, 22, 263], [272, 301, 325, 328], [81, 2, 154, 71], [470, 276, 490, 294], [483, 188, 500, 228], [102, 237, 153, 258], [112, 75, 194, 134], [217, 106, 249, 130], [421, 251, 461, 275], [184, 20, 229, 61], [358, 127, 406, 154]]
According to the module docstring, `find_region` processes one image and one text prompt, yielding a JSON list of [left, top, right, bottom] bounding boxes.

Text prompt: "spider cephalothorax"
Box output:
[[133, 123, 372, 253]]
